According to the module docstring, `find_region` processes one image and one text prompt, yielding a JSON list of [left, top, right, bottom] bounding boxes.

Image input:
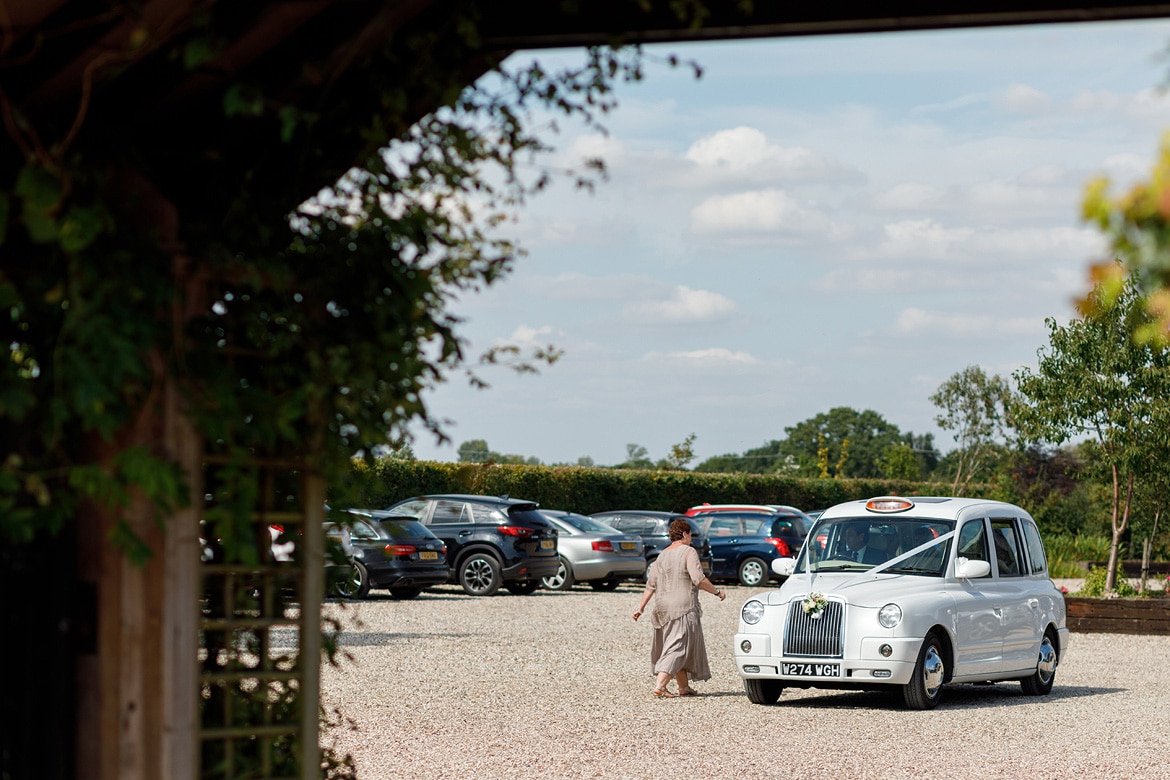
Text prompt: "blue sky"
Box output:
[[407, 19, 1170, 467]]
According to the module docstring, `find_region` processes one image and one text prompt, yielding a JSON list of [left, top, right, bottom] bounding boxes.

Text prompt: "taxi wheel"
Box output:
[[334, 561, 370, 600], [541, 556, 575, 590], [1020, 630, 1059, 696], [458, 553, 502, 597], [744, 678, 783, 705], [903, 631, 945, 710], [737, 557, 767, 587]]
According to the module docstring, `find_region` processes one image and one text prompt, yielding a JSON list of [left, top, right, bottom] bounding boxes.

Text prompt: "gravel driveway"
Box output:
[[321, 581, 1169, 779]]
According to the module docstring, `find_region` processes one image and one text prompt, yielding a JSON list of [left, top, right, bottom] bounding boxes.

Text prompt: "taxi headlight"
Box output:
[[741, 600, 765, 625], [878, 603, 902, 629]]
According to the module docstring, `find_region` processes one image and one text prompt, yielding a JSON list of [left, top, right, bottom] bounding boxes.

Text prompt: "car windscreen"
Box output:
[[797, 516, 954, 576]]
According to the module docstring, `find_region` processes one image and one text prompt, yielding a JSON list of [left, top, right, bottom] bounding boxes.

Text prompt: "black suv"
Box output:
[[384, 494, 559, 596], [589, 510, 713, 578]]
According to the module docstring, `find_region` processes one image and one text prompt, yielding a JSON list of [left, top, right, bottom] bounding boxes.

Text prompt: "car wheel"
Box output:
[[334, 561, 370, 600], [507, 580, 541, 595], [644, 558, 657, 582], [389, 586, 423, 600], [458, 553, 502, 597], [737, 557, 767, 587], [743, 678, 783, 705], [902, 631, 945, 710], [541, 556, 575, 591], [590, 578, 620, 591], [1020, 630, 1059, 696]]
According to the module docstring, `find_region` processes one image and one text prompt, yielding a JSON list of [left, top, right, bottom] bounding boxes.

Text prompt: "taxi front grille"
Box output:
[[783, 599, 844, 658]]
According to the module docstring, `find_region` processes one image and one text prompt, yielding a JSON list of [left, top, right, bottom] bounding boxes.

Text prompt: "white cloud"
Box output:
[[623, 285, 738, 324], [681, 126, 864, 186], [874, 183, 947, 211], [892, 308, 1043, 337], [1069, 87, 1170, 122], [498, 325, 561, 347], [814, 268, 919, 292], [642, 347, 760, 365], [690, 189, 838, 236], [995, 83, 1054, 115], [876, 219, 974, 259]]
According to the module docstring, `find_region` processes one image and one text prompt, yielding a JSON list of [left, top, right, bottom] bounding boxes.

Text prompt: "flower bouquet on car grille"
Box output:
[[802, 592, 828, 618]]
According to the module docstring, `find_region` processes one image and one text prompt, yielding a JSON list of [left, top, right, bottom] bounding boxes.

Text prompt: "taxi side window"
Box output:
[[1021, 520, 1048, 574], [957, 519, 990, 574], [990, 518, 1024, 577]]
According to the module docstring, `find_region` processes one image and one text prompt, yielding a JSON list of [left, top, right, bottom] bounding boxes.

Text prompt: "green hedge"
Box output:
[[332, 460, 991, 515]]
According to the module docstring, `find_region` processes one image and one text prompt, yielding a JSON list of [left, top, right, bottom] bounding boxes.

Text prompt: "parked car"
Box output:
[[588, 510, 713, 577], [691, 509, 810, 587], [538, 510, 646, 591], [734, 495, 1069, 709], [384, 494, 559, 596], [685, 503, 815, 524], [326, 509, 449, 600]]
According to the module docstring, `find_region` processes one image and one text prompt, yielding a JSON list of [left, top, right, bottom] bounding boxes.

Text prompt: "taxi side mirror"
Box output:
[[772, 557, 797, 577], [955, 557, 991, 579]]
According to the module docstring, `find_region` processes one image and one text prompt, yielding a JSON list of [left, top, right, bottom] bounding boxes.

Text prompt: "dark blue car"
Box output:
[[694, 510, 810, 586]]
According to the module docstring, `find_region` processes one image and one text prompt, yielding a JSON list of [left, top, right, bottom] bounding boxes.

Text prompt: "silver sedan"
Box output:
[[540, 510, 646, 591]]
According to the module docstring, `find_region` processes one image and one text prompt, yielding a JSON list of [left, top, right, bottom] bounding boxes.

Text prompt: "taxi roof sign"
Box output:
[[865, 497, 915, 513]]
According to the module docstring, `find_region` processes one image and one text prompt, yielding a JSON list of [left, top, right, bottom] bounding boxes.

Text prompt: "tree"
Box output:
[[1013, 280, 1170, 590], [456, 439, 541, 465], [930, 366, 1016, 492], [658, 433, 697, 470], [620, 443, 654, 469], [458, 439, 492, 463], [695, 440, 785, 474], [1, 6, 688, 775], [778, 407, 904, 478], [878, 443, 921, 481], [1081, 136, 1170, 344]]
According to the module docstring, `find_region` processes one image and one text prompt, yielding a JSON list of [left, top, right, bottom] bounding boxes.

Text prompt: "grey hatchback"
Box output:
[[588, 510, 713, 578], [384, 494, 560, 596]]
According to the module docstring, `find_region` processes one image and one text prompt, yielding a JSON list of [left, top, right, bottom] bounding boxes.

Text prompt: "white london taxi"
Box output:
[[733, 496, 1069, 709]]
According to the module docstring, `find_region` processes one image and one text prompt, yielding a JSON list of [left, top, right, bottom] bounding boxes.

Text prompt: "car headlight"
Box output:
[[742, 600, 765, 625], [878, 603, 902, 629]]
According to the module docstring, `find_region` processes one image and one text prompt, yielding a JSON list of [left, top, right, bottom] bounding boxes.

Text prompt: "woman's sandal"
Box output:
[[652, 687, 675, 698], [677, 688, 697, 697]]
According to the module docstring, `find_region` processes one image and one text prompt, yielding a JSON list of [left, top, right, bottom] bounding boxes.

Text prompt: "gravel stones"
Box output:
[[322, 583, 1170, 779]]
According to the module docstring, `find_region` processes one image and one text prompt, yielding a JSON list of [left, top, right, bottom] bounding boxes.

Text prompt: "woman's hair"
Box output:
[[669, 518, 692, 541]]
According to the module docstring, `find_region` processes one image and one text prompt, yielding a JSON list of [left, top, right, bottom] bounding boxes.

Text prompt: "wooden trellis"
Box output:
[[198, 458, 323, 780]]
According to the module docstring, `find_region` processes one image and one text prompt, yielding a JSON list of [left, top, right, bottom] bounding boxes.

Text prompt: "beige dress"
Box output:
[[646, 544, 712, 681]]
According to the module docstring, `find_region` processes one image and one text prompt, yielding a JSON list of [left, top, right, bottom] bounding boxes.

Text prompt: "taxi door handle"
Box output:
[[1028, 598, 1040, 609]]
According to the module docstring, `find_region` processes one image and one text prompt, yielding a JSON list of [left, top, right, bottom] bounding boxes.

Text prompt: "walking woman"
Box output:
[[632, 518, 726, 697]]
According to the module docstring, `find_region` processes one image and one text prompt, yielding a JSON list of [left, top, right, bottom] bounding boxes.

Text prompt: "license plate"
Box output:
[[702, 561, 711, 572], [541, 539, 555, 550], [620, 542, 637, 550], [419, 551, 439, 561], [782, 662, 840, 677]]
